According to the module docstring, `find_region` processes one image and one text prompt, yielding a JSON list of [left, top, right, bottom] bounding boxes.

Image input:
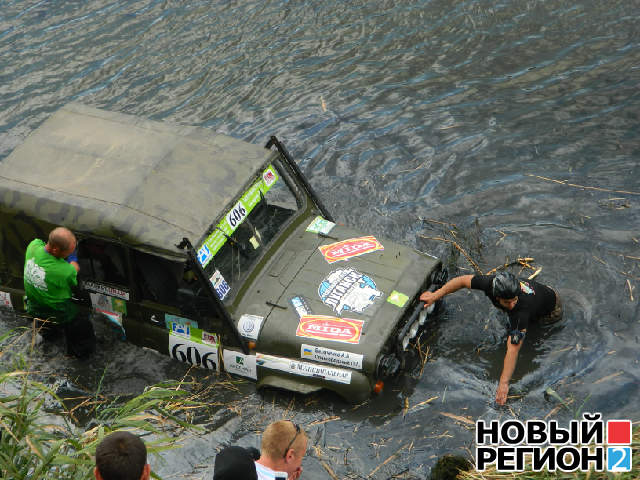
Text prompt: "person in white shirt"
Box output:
[[255, 420, 307, 480]]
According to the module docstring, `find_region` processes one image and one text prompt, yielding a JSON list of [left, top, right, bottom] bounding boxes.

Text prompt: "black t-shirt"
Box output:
[[470, 275, 556, 331]]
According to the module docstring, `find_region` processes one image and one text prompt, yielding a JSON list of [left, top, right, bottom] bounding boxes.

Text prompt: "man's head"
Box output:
[[213, 446, 258, 480], [47, 227, 77, 259], [492, 272, 520, 310], [260, 420, 307, 477], [94, 431, 150, 480]]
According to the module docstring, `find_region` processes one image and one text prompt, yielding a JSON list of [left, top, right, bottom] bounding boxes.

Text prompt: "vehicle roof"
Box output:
[[0, 103, 273, 260]]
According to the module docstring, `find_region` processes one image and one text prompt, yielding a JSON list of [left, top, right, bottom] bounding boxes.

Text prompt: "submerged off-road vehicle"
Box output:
[[0, 103, 445, 402]]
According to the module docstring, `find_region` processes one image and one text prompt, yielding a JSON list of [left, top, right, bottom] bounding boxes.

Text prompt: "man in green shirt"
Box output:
[[24, 226, 94, 357]]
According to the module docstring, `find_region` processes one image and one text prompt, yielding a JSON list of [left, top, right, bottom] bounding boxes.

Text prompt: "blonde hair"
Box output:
[[261, 420, 307, 459]]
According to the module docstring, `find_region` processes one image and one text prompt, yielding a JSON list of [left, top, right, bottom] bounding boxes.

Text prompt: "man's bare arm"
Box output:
[[420, 274, 473, 307], [495, 336, 524, 405]]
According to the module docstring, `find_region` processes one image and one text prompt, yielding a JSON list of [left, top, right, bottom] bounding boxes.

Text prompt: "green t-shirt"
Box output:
[[24, 239, 78, 319]]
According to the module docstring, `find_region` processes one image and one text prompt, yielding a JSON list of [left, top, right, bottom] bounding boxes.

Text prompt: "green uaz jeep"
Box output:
[[0, 103, 445, 402]]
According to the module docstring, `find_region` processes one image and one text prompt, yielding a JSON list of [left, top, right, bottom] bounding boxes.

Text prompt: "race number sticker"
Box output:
[[238, 314, 264, 340], [223, 350, 257, 379], [199, 164, 279, 268], [256, 353, 352, 385], [296, 315, 364, 344], [170, 333, 219, 371], [226, 200, 248, 230], [301, 344, 363, 370], [210, 270, 231, 300], [319, 236, 384, 263], [0, 291, 13, 309]]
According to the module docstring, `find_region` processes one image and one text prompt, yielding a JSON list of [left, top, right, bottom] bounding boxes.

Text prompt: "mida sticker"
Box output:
[[306, 216, 335, 235], [387, 290, 409, 307], [301, 344, 363, 370], [210, 270, 230, 300], [319, 236, 384, 263], [0, 291, 13, 309], [318, 268, 382, 315], [256, 353, 352, 385], [223, 350, 257, 380], [296, 315, 364, 344], [238, 314, 264, 340]]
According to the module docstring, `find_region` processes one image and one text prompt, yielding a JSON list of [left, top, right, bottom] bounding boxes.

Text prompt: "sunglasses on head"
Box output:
[[283, 422, 301, 458]]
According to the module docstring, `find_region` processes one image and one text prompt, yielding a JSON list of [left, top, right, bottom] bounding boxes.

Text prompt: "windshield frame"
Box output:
[[195, 153, 306, 303]]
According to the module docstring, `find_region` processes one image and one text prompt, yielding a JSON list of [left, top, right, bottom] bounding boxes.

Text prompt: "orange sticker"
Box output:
[[296, 315, 364, 344], [318, 236, 384, 263]]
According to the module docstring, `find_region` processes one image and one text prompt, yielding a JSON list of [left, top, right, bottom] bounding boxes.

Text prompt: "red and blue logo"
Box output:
[[607, 420, 632, 472]]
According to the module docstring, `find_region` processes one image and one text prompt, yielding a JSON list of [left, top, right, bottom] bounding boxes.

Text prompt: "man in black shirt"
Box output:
[[420, 272, 562, 405]]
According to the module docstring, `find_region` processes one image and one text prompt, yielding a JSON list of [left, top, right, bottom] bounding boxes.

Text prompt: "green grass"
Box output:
[[0, 328, 204, 480]]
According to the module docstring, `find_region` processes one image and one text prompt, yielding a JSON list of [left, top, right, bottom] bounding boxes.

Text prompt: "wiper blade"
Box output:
[[216, 227, 250, 259]]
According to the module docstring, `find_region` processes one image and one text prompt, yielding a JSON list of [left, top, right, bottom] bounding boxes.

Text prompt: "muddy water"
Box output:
[[1, 0, 639, 478]]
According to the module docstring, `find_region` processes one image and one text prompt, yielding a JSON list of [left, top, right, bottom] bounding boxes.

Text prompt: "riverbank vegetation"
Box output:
[[0, 327, 204, 480]]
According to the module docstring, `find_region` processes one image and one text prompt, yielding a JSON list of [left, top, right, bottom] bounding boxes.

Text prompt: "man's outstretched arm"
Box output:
[[495, 336, 524, 405], [420, 274, 473, 307]]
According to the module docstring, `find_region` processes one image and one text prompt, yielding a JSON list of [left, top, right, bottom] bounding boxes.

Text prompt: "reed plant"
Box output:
[[0, 327, 204, 480]]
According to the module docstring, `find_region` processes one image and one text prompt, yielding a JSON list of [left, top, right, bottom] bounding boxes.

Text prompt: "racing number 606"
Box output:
[[171, 343, 217, 370], [227, 200, 247, 229]]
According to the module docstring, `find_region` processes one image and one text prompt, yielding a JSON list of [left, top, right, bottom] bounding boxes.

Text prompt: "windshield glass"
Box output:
[[196, 161, 301, 303]]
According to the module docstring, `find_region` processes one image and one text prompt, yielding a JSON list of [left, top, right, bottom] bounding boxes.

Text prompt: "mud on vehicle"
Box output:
[[0, 103, 446, 402]]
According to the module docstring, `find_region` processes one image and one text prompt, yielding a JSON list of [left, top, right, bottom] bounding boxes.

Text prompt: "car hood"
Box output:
[[234, 220, 440, 374]]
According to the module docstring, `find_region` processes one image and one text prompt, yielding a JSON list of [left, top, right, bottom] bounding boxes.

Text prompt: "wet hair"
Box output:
[[48, 227, 76, 252], [95, 431, 147, 480], [492, 272, 520, 299], [260, 420, 307, 460]]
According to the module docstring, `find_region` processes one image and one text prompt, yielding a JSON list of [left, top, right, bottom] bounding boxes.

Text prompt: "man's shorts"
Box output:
[[540, 289, 563, 324]]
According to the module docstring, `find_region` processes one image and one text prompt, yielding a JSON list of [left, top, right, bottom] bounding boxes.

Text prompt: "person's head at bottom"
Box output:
[[213, 446, 258, 480], [94, 431, 150, 480], [257, 420, 307, 480]]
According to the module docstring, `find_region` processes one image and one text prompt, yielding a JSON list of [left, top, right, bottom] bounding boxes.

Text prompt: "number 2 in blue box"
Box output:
[[607, 446, 631, 472]]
